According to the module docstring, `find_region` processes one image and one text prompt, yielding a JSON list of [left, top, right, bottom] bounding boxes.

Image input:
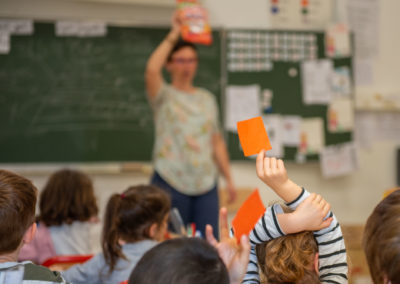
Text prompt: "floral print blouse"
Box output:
[[149, 82, 220, 195]]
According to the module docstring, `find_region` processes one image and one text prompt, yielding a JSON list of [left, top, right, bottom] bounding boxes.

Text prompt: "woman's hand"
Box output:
[[171, 10, 183, 36], [206, 208, 250, 284]]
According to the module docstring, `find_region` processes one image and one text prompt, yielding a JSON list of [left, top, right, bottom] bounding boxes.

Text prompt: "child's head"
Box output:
[[102, 184, 170, 272], [0, 170, 37, 256], [363, 189, 400, 284], [256, 231, 320, 284], [255, 203, 320, 284], [39, 169, 98, 226], [128, 238, 229, 284]]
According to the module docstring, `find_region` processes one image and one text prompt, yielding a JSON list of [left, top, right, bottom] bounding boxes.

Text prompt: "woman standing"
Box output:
[[145, 12, 236, 238]]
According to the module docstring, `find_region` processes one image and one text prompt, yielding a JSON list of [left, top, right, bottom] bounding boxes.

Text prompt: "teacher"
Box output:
[[145, 12, 236, 238]]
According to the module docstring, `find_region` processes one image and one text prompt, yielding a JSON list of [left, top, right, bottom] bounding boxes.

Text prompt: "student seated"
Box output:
[[363, 188, 400, 284], [242, 150, 348, 283], [0, 169, 68, 283], [62, 185, 170, 284], [130, 207, 250, 284], [19, 169, 101, 264]]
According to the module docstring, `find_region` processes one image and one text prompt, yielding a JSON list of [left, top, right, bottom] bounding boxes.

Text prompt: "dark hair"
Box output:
[[0, 170, 37, 254], [363, 189, 400, 284], [167, 40, 198, 62], [102, 184, 170, 273], [38, 169, 98, 226], [129, 238, 229, 284]]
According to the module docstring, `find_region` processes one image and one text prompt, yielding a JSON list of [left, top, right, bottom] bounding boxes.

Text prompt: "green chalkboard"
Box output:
[[0, 23, 221, 163], [225, 29, 353, 161]]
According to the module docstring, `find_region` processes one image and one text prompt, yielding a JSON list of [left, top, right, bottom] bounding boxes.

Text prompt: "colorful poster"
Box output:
[[299, 118, 324, 154], [328, 98, 354, 133]]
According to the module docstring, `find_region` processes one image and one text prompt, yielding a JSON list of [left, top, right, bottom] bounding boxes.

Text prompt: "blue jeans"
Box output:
[[151, 171, 219, 239]]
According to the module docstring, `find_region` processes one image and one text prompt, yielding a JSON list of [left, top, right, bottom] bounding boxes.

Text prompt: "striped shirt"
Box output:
[[242, 188, 348, 284]]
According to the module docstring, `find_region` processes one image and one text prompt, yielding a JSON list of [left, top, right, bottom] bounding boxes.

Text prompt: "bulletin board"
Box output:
[[224, 29, 354, 161]]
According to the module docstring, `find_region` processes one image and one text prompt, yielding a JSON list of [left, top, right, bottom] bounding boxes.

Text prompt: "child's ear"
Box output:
[[148, 223, 158, 239], [23, 223, 37, 244], [313, 252, 319, 274]]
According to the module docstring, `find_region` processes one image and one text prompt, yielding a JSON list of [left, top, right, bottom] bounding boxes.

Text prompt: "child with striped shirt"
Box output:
[[241, 150, 348, 284]]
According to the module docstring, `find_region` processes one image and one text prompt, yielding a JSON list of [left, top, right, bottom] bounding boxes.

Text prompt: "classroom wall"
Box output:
[[1, 0, 400, 225]]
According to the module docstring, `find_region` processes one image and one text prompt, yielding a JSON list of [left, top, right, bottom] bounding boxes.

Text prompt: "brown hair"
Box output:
[[362, 189, 400, 284], [38, 169, 98, 226], [102, 184, 170, 273], [0, 170, 37, 254], [256, 231, 320, 284], [255, 204, 320, 284]]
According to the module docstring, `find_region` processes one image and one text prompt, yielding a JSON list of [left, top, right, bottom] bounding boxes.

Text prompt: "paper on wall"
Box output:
[[262, 114, 284, 158], [320, 142, 358, 178], [328, 98, 354, 133], [282, 115, 301, 146], [225, 85, 261, 133], [354, 58, 374, 86], [347, 0, 379, 58], [0, 33, 10, 54], [325, 23, 351, 58], [0, 20, 33, 35], [299, 118, 324, 154], [301, 59, 333, 105], [331, 66, 351, 98], [56, 21, 107, 37]]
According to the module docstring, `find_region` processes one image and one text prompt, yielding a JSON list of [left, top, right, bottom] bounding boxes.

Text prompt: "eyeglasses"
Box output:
[[171, 57, 198, 64]]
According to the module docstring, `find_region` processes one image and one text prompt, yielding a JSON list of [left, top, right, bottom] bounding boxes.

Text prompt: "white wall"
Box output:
[[1, 0, 400, 225]]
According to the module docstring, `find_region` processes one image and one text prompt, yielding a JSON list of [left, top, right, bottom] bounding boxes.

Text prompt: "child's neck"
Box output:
[[0, 251, 19, 263]]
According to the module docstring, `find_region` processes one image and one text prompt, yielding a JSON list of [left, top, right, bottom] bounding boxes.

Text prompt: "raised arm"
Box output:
[[145, 12, 181, 99], [256, 150, 302, 203]]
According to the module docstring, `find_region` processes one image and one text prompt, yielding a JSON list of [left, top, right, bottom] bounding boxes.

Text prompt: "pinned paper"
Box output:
[[325, 23, 351, 58], [320, 142, 358, 178], [262, 115, 284, 158], [56, 21, 107, 37], [232, 189, 266, 240], [225, 85, 261, 132], [299, 118, 324, 154], [282, 116, 301, 146], [0, 33, 10, 54], [331, 66, 351, 98], [237, 116, 272, 157], [328, 98, 354, 133], [301, 59, 333, 105]]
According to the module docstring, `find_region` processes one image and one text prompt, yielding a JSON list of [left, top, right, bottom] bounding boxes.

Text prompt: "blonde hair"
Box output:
[[255, 204, 320, 284]]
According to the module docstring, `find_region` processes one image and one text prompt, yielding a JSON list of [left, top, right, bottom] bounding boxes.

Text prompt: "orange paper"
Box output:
[[237, 116, 272, 157], [232, 189, 266, 241]]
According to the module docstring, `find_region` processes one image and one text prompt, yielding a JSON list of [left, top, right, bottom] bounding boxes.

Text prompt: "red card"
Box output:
[[232, 189, 266, 241], [237, 117, 272, 157]]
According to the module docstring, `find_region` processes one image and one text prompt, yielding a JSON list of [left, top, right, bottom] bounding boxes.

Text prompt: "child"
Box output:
[[19, 169, 100, 264], [0, 169, 68, 283], [362, 189, 400, 284], [62, 184, 170, 284], [130, 207, 250, 284], [242, 150, 348, 283]]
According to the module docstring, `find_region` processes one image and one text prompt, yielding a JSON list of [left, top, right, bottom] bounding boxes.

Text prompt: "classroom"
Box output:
[[0, 0, 399, 283]]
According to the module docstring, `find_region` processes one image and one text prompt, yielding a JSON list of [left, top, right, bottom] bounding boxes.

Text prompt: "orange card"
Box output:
[[237, 116, 272, 157], [232, 189, 266, 241]]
